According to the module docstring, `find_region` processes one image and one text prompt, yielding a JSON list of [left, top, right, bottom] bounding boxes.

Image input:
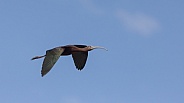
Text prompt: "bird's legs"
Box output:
[[31, 55, 45, 60]]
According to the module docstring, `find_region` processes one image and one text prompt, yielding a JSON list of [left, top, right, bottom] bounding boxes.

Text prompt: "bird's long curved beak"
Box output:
[[91, 46, 108, 51]]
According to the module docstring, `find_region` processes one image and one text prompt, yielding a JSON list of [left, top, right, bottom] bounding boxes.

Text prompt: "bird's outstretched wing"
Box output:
[[72, 52, 88, 70], [41, 47, 65, 76]]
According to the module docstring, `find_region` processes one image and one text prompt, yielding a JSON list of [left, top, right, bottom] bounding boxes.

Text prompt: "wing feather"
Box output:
[[72, 52, 88, 70], [41, 47, 64, 76]]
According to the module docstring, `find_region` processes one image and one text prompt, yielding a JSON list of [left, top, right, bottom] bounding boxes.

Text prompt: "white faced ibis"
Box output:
[[32, 45, 107, 77]]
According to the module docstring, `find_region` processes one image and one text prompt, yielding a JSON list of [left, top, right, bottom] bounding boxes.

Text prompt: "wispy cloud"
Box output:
[[116, 10, 160, 36], [78, 0, 104, 15], [78, 0, 160, 37]]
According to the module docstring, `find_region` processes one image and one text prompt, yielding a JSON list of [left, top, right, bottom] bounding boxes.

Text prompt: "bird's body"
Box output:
[[32, 44, 107, 77], [60, 45, 87, 55]]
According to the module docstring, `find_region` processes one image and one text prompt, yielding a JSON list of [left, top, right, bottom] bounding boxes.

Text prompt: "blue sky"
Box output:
[[0, 0, 184, 103]]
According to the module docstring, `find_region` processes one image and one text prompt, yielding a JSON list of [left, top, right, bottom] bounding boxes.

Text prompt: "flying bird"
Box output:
[[31, 45, 107, 77]]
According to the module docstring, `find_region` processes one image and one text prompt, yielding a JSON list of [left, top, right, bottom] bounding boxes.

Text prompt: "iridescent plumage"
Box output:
[[32, 45, 107, 77]]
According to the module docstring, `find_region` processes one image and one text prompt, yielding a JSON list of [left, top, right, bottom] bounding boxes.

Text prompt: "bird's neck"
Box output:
[[71, 47, 89, 52]]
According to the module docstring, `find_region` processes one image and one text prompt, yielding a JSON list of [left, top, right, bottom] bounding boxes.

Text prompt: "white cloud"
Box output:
[[116, 10, 160, 36], [78, 0, 160, 37]]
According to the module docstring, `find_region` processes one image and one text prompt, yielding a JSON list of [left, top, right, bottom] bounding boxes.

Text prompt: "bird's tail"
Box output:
[[31, 55, 45, 60]]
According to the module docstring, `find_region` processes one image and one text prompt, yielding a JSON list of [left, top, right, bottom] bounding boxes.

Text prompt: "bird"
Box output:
[[31, 45, 107, 77]]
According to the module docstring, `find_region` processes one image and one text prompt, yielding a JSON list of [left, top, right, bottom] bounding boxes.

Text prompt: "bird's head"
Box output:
[[87, 46, 108, 51]]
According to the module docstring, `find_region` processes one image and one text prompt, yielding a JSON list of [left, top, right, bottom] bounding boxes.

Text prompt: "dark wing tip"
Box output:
[[41, 68, 50, 77], [41, 72, 44, 77], [41, 71, 45, 77], [76, 67, 84, 71]]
